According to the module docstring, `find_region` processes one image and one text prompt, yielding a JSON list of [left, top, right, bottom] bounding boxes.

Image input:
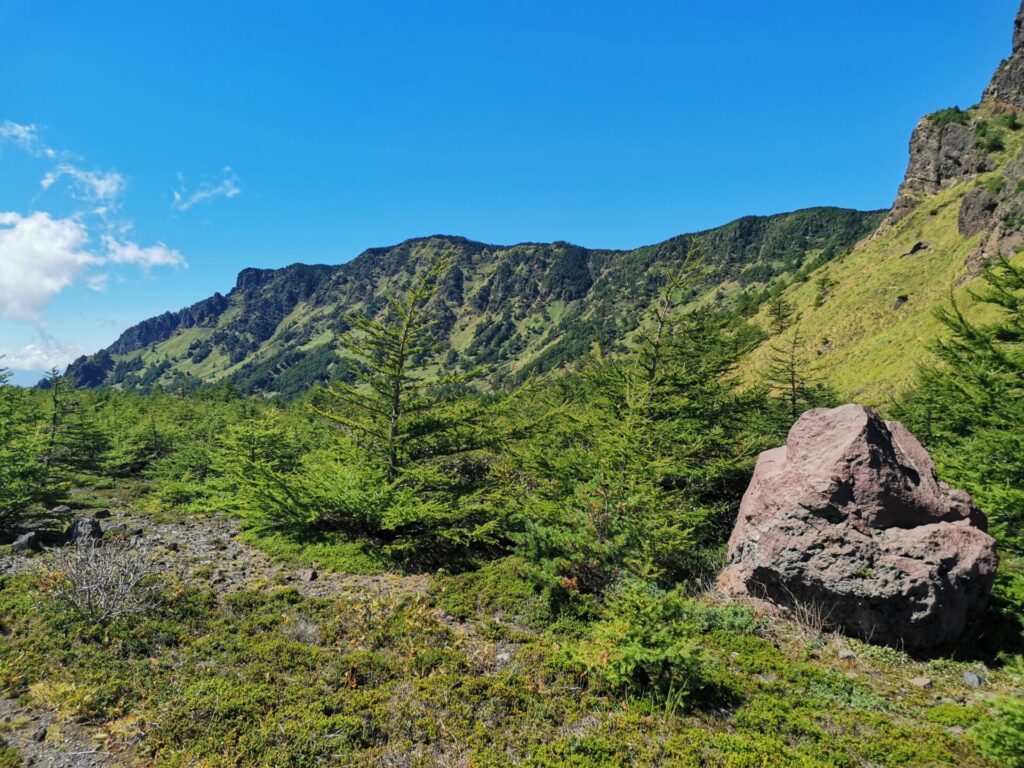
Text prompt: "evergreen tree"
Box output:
[[897, 256, 1024, 552], [764, 322, 835, 423], [0, 362, 47, 533], [315, 256, 480, 481], [268, 255, 509, 566], [519, 261, 770, 599], [40, 368, 110, 486], [767, 293, 795, 335]]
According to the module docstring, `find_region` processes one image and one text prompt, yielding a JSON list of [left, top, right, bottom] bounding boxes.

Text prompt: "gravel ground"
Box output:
[[0, 508, 430, 767]]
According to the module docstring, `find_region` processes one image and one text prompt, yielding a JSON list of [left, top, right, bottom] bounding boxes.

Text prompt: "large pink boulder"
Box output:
[[718, 404, 997, 649]]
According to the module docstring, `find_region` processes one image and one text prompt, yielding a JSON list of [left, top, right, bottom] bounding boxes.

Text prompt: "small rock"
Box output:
[[949, 726, 965, 735], [496, 652, 511, 663], [910, 677, 932, 688], [963, 671, 986, 687], [65, 516, 102, 545], [49, 505, 72, 516], [298, 568, 318, 582], [92, 509, 112, 519], [838, 648, 856, 660], [12, 531, 40, 552], [902, 241, 930, 257], [30, 725, 47, 742]]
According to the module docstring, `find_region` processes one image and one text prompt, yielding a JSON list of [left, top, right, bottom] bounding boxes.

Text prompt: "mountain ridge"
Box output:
[[63, 206, 882, 396], [63, 3, 1024, 402]]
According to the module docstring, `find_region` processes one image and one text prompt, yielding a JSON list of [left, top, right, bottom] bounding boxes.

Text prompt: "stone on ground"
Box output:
[[717, 404, 997, 649]]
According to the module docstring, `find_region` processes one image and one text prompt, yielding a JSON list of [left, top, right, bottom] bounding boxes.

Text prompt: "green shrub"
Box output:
[[996, 111, 1022, 131], [430, 555, 549, 628], [0, 741, 19, 768], [973, 656, 1024, 767], [565, 582, 741, 709], [975, 120, 1007, 152], [929, 106, 970, 128]]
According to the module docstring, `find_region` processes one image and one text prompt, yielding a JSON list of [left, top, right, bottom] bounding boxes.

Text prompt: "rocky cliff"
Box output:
[[885, 1, 1024, 269]]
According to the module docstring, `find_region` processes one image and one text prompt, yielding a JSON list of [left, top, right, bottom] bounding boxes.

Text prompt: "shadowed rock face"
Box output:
[[718, 405, 997, 649]]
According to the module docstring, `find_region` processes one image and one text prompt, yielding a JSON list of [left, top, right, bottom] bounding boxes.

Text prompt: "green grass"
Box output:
[[238, 529, 389, 574], [739, 103, 1024, 404], [0, 739, 20, 768], [741, 186, 1020, 404]]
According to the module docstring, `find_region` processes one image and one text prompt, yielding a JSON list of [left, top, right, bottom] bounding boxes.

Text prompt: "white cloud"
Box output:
[[0, 340, 83, 372], [173, 166, 241, 211], [41, 163, 126, 204], [0, 211, 98, 320], [0, 119, 188, 331], [0, 211, 187, 321], [102, 235, 185, 269], [0, 120, 55, 158]]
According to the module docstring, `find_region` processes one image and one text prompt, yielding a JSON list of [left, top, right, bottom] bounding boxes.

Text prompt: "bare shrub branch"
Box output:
[[41, 540, 160, 625]]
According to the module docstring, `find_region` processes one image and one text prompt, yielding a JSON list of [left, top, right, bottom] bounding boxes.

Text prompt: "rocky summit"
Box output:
[[718, 404, 998, 649]]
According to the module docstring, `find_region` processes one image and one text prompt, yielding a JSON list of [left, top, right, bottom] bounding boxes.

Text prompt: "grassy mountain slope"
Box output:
[[65, 208, 881, 397], [743, 95, 1024, 402]]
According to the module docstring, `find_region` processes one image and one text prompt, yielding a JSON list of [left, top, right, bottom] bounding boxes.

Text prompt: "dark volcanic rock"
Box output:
[[65, 517, 103, 545], [888, 120, 993, 224], [958, 188, 1000, 237], [718, 405, 997, 649], [901, 241, 929, 257], [12, 532, 40, 552]]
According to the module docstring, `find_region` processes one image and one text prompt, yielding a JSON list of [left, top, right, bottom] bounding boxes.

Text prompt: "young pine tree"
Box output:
[[0, 363, 47, 534], [310, 255, 507, 566], [519, 256, 767, 598], [767, 293, 795, 335], [764, 322, 836, 425], [896, 256, 1024, 552], [38, 369, 109, 498]]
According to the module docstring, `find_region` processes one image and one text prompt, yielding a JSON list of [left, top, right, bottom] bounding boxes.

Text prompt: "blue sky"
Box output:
[[0, 0, 1018, 382]]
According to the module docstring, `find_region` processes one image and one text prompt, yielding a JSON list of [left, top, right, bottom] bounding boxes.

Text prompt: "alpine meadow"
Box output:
[[1, 3, 1024, 767]]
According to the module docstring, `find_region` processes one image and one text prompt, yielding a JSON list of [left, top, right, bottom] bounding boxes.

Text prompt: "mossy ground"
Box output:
[[238, 528, 389, 574], [0, 543, 1015, 767]]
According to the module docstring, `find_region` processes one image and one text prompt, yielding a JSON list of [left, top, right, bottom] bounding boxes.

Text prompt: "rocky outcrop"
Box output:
[[887, 118, 994, 225], [959, 145, 1024, 271], [883, 2, 1024, 233], [65, 516, 103, 545], [106, 292, 230, 355], [958, 187, 1000, 237], [718, 405, 997, 649], [983, 2, 1024, 108]]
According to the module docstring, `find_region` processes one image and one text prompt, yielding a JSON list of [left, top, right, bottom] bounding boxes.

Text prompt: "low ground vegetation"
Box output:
[[0, 256, 1022, 765]]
